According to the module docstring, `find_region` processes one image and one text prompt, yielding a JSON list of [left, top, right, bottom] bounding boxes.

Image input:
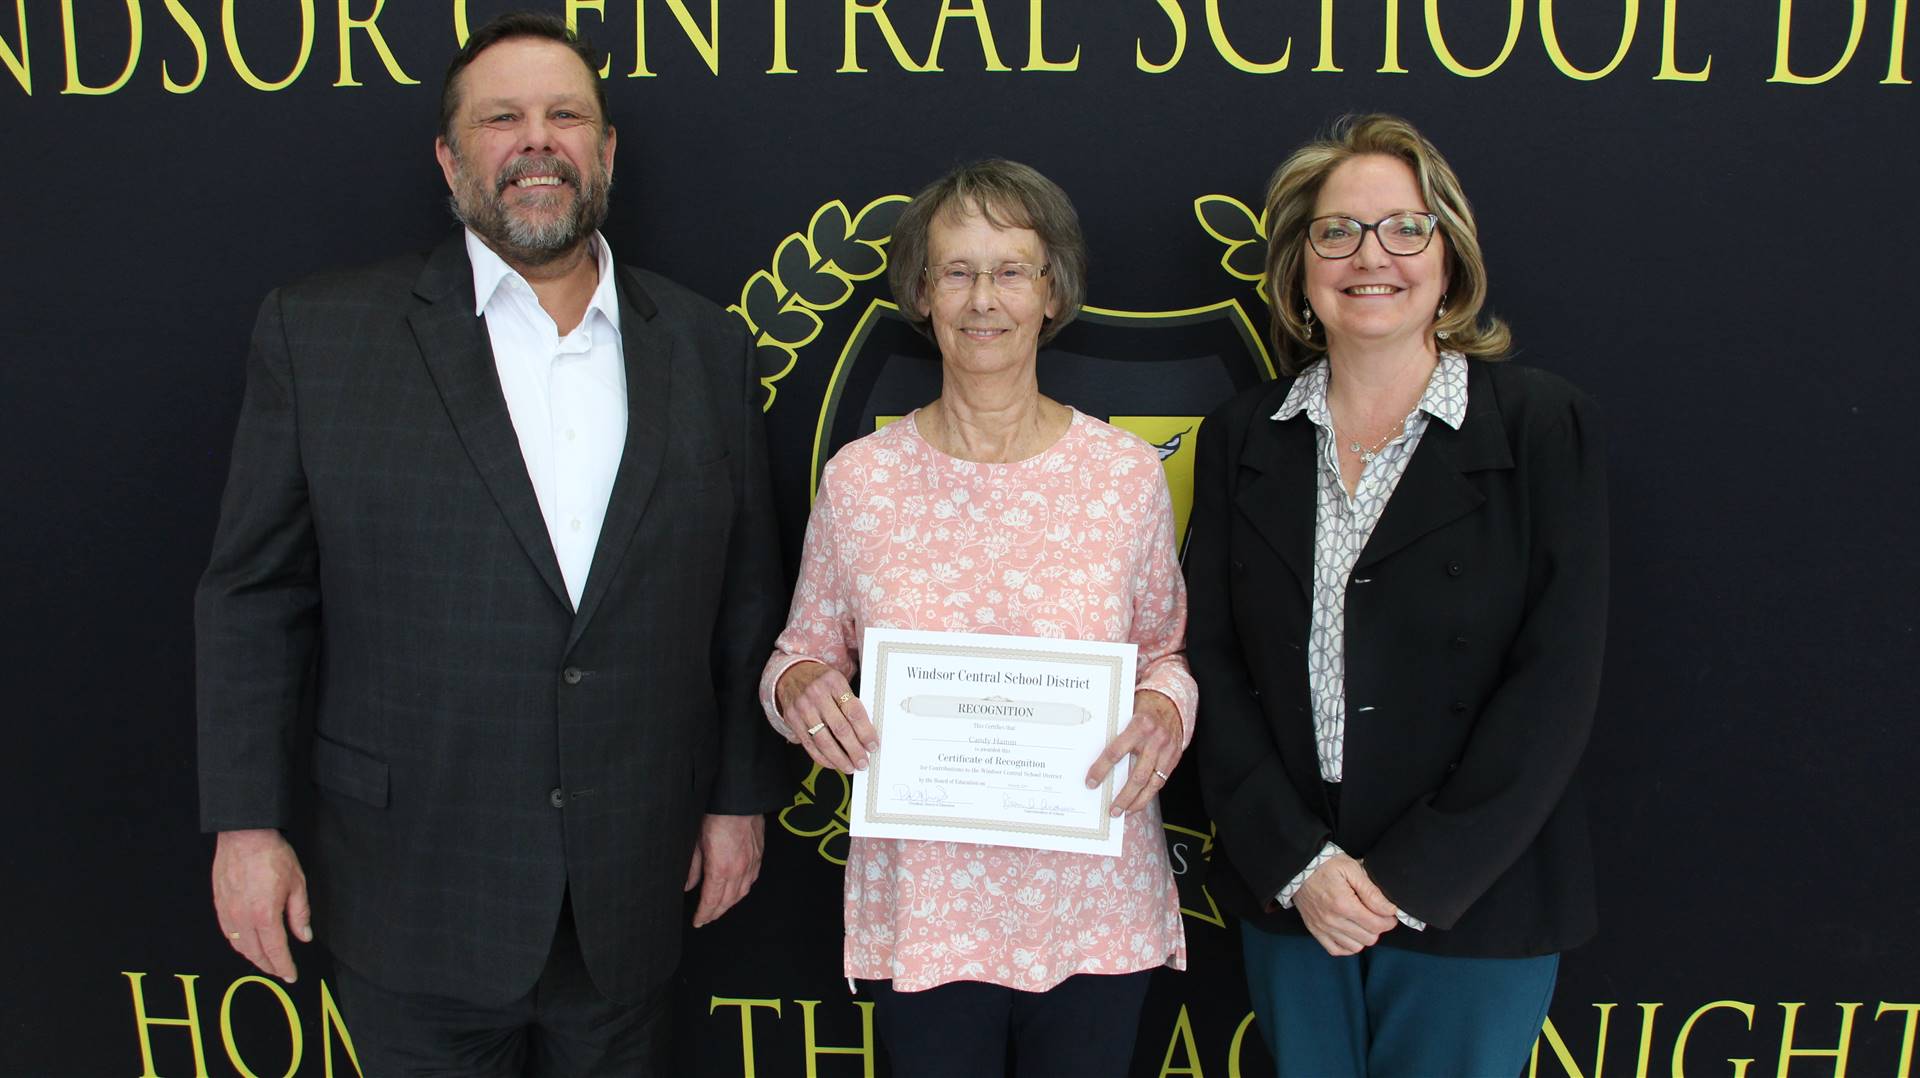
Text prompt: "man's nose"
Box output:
[[520, 115, 556, 153]]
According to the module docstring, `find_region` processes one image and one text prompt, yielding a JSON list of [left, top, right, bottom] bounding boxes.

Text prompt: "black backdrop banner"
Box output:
[[4, 2, 1916, 1075]]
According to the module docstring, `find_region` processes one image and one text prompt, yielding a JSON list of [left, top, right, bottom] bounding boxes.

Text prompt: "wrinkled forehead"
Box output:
[[453, 37, 601, 114], [934, 196, 1039, 239]]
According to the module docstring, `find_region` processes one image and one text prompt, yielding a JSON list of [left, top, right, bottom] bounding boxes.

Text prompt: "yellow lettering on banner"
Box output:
[[59, 0, 140, 96], [1769, 0, 1866, 84], [125, 973, 208, 1078], [1634, 1003, 1664, 1077], [1379, 0, 1408, 72], [840, 0, 931, 73], [1540, 0, 1638, 80], [1774, 1002, 1862, 1077], [711, 997, 783, 1078], [1673, 1000, 1757, 1078], [1025, 0, 1079, 70], [768, 0, 795, 72], [1654, 0, 1709, 80], [1226, 1009, 1260, 1077], [223, 0, 316, 92], [923, 0, 1009, 71], [632, 0, 721, 77], [1880, 1003, 1920, 1078], [1886, 0, 1911, 82], [336, 0, 418, 87], [2, 0, 29, 94], [161, 0, 209, 93], [564, 0, 612, 75], [1205, 0, 1289, 73], [1530, 1004, 1615, 1078], [453, 0, 470, 46], [219, 976, 303, 1078], [1425, 0, 1523, 77], [318, 980, 364, 1078], [564, 0, 613, 76], [1158, 1004, 1203, 1077], [797, 999, 876, 1078], [1137, 0, 1186, 72], [1313, 0, 1340, 71]]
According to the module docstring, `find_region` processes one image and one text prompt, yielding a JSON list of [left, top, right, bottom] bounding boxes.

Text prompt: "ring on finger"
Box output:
[[806, 722, 828, 736], [227, 931, 241, 939], [1153, 769, 1170, 782], [835, 691, 856, 706]]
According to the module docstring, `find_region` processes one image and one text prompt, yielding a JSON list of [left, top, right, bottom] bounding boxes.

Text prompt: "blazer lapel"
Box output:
[[568, 266, 671, 644], [407, 236, 571, 610], [1356, 361, 1514, 570], [1234, 409, 1319, 601]]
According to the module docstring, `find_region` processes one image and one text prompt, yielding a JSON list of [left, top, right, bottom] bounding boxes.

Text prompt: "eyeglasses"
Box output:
[[1306, 213, 1440, 258], [925, 261, 1051, 294]]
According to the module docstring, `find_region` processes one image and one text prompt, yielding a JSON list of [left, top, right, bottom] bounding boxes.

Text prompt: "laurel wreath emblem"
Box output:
[[729, 195, 910, 410], [1193, 194, 1268, 302]]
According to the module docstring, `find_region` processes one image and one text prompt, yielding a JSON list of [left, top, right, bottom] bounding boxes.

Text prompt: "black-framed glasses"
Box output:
[[924, 261, 1051, 294], [1306, 213, 1440, 258]]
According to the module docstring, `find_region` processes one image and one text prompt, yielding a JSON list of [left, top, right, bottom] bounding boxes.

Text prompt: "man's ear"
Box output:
[[435, 137, 459, 191]]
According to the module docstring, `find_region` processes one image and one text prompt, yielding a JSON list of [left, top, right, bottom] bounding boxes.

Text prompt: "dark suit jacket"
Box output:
[[1185, 359, 1608, 957], [195, 235, 789, 1004]]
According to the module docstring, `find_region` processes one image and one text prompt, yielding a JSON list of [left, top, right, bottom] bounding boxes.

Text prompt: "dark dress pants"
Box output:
[[863, 970, 1154, 1078], [330, 898, 670, 1077]]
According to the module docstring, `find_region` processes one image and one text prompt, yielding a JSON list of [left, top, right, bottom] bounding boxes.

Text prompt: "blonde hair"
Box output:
[[1262, 114, 1511, 374]]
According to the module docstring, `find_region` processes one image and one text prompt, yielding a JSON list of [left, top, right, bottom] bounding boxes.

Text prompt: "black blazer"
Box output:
[[1186, 360, 1608, 957], [195, 235, 789, 1003]]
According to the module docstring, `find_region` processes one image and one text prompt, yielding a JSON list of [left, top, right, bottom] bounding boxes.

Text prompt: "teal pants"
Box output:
[[1241, 925, 1559, 1077]]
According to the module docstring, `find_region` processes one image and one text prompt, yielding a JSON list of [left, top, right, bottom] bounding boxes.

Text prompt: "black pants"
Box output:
[[330, 900, 670, 1077], [863, 971, 1154, 1078]]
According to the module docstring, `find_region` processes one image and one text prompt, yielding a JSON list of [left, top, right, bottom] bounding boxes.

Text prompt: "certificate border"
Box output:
[[863, 638, 1128, 846]]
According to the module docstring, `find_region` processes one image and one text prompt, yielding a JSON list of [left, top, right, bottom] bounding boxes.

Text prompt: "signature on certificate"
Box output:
[[1002, 794, 1072, 815], [893, 783, 953, 807]]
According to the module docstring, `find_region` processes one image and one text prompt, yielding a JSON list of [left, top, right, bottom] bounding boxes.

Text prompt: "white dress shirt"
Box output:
[[1266, 352, 1471, 929], [465, 229, 627, 611]]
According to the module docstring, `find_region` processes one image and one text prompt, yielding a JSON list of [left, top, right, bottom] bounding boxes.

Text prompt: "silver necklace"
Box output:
[[1342, 417, 1407, 463]]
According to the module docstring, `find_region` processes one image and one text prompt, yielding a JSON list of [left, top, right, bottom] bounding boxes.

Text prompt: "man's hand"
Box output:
[[1293, 852, 1399, 957], [685, 814, 765, 928], [212, 828, 312, 982]]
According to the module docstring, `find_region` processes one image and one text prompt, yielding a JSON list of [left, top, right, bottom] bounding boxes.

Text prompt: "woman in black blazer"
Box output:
[[1186, 115, 1608, 1076]]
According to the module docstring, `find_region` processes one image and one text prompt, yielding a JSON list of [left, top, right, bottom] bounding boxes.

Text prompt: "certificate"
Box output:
[[848, 627, 1137, 855]]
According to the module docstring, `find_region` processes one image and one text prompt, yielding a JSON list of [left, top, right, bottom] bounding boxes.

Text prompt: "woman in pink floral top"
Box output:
[[760, 160, 1197, 1078]]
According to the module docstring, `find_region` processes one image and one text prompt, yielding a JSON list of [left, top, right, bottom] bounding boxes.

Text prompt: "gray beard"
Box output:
[[447, 154, 611, 267]]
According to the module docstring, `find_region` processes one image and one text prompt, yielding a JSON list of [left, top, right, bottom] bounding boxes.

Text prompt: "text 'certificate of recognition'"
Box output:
[[849, 627, 1137, 856]]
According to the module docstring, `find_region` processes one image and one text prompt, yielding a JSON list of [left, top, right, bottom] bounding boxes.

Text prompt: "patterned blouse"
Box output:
[[1269, 352, 1468, 924], [760, 409, 1198, 992]]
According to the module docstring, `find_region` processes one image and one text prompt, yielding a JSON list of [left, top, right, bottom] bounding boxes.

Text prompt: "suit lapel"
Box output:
[[568, 266, 671, 645], [408, 237, 571, 609], [1356, 361, 1513, 569], [1234, 408, 1319, 601]]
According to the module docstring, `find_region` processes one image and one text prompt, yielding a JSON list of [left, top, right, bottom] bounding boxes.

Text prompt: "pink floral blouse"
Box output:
[[760, 409, 1198, 992]]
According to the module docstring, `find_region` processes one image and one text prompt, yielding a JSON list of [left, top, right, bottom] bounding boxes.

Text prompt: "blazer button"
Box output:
[[548, 787, 566, 808], [1451, 636, 1469, 651], [1446, 561, 1463, 576], [562, 667, 584, 685], [1450, 700, 1469, 715], [1248, 687, 1261, 699]]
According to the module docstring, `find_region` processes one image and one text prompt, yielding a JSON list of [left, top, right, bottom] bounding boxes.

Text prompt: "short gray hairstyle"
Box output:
[[887, 159, 1087, 346]]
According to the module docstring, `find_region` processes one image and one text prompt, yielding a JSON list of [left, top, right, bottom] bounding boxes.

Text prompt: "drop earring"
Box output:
[[1301, 305, 1316, 336], [1434, 296, 1451, 340]]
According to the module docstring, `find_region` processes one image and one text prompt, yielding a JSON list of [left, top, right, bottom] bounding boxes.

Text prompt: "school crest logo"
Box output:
[[730, 192, 1275, 928]]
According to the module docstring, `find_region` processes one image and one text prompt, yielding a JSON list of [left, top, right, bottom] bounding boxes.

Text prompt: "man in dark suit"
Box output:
[[195, 13, 787, 1073]]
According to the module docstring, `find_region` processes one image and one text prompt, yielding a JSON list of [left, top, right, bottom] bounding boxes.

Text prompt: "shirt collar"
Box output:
[[464, 228, 621, 332], [1271, 351, 1469, 430]]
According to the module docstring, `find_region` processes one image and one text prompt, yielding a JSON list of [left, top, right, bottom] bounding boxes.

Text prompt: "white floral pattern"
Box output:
[[761, 409, 1198, 991]]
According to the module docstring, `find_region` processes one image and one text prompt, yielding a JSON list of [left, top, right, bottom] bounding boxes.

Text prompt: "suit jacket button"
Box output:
[[1446, 561, 1463, 576], [1450, 700, 1469, 715], [562, 667, 584, 685], [549, 787, 566, 808], [1451, 636, 1469, 650]]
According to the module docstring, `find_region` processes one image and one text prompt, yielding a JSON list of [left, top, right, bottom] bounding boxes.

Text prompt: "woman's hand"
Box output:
[[1086, 690, 1184, 816], [1294, 853, 1399, 956], [775, 661, 878, 774]]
